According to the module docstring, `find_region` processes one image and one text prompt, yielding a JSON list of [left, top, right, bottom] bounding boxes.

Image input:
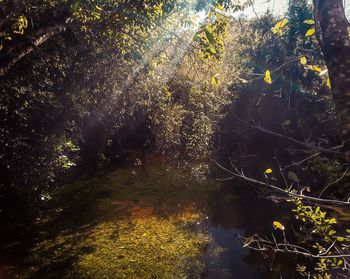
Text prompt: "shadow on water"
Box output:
[[200, 178, 297, 279], [0, 157, 297, 278]]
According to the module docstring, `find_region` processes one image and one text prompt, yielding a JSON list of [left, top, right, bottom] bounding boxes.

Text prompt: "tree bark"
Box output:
[[314, 0, 350, 142]]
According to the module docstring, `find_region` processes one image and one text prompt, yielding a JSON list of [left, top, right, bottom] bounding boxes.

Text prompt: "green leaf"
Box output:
[[205, 28, 215, 44]]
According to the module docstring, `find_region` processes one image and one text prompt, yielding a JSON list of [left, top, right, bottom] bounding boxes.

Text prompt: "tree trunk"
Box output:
[[314, 0, 350, 143]]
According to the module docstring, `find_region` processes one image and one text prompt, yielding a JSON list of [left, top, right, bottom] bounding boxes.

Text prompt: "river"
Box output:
[[0, 157, 297, 278]]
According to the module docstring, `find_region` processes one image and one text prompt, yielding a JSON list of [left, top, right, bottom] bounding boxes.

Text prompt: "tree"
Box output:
[[313, 0, 350, 144], [0, 0, 185, 76]]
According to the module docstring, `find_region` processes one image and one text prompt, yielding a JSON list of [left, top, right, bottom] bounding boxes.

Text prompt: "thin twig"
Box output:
[[318, 168, 349, 198]]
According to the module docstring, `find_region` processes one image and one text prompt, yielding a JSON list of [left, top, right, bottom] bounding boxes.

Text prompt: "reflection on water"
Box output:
[[0, 161, 296, 278], [201, 182, 296, 279]]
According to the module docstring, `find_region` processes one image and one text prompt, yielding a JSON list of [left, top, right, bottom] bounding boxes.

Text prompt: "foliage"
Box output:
[[0, 0, 231, 199], [218, 1, 349, 278], [290, 198, 350, 278]]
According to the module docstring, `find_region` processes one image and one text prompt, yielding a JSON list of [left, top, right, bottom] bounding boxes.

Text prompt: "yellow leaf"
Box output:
[[271, 19, 288, 35], [265, 168, 273, 174], [211, 74, 219, 86], [326, 78, 331, 89], [264, 70, 272, 84], [303, 19, 315, 25], [273, 221, 285, 231], [307, 65, 322, 72], [276, 19, 288, 29], [305, 27, 315, 37], [300, 56, 307, 65]]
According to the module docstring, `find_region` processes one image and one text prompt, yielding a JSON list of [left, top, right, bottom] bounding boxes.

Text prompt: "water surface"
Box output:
[[0, 160, 296, 278]]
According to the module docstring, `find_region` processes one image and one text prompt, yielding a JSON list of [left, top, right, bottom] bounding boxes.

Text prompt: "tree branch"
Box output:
[[0, 24, 66, 76]]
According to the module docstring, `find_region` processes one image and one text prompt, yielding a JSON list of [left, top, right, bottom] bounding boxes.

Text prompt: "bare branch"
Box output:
[[215, 160, 350, 207]]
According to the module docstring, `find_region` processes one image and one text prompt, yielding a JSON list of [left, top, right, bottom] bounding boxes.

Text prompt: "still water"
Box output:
[[0, 158, 296, 278]]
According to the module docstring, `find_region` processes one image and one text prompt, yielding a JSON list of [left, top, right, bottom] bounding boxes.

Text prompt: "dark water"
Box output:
[[0, 160, 297, 278], [201, 181, 296, 279]]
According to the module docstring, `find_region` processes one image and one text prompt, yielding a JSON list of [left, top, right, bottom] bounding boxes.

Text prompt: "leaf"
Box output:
[[303, 19, 315, 25], [336, 237, 345, 242], [305, 27, 315, 37], [264, 70, 272, 84], [265, 168, 273, 174], [296, 264, 307, 273], [205, 28, 215, 44], [300, 56, 307, 65], [326, 78, 331, 89], [273, 221, 285, 231], [328, 230, 336, 236], [19, 16, 28, 28], [207, 46, 217, 55], [271, 19, 288, 35], [307, 65, 322, 72], [328, 218, 337, 224], [217, 4, 223, 11], [211, 75, 219, 86]]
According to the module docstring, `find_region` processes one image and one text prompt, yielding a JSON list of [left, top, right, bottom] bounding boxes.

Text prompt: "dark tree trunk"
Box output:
[[314, 0, 350, 143]]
